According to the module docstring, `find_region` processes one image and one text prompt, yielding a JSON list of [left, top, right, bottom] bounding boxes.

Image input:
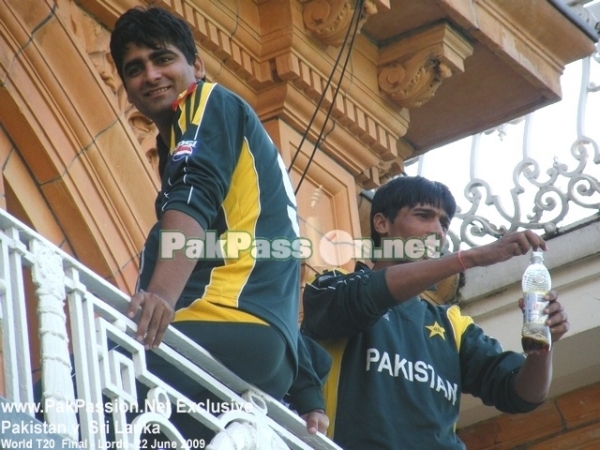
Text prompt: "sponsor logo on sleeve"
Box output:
[[171, 140, 197, 161]]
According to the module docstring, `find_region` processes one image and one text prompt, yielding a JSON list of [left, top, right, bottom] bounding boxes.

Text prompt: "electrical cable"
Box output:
[[288, 0, 366, 194], [293, 0, 365, 194], [287, 18, 352, 174]]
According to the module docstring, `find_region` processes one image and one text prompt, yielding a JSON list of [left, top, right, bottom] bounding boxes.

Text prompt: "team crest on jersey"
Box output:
[[425, 321, 446, 340], [172, 140, 196, 161]]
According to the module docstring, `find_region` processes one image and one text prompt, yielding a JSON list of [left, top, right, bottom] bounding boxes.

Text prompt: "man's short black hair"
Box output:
[[110, 6, 198, 82], [370, 175, 457, 246]]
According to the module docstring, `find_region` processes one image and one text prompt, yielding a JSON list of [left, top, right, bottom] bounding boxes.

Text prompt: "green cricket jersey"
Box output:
[[302, 263, 541, 449], [138, 81, 302, 367]]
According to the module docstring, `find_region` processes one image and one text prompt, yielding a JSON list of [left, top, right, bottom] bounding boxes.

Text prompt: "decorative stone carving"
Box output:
[[129, 112, 160, 176], [377, 23, 474, 109], [378, 53, 453, 109], [62, 1, 160, 178], [302, 0, 382, 47], [31, 240, 79, 441]]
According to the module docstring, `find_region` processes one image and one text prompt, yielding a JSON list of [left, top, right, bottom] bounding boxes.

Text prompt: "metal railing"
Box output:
[[407, 41, 600, 251], [0, 208, 340, 450]]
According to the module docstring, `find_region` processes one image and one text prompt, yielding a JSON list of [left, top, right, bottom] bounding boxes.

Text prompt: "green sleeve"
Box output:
[[302, 267, 397, 340], [285, 334, 331, 414], [460, 323, 543, 413]]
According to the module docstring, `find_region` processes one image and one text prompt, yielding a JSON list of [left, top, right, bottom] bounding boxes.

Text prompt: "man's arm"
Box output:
[[384, 230, 547, 303], [302, 268, 396, 340], [286, 335, 331, 435], [513, 291, 569, 403], [304, 230, 547, 341], [128, 85, 238, 349], [128, 209, 203, 349]]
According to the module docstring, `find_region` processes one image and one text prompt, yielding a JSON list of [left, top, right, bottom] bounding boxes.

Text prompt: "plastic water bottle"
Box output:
[[521, 250, 552, 354]]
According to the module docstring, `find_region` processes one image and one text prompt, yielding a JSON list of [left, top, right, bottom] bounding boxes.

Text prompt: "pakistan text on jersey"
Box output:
[[366, 348, 458, 405], [160, 230, 312, 260]]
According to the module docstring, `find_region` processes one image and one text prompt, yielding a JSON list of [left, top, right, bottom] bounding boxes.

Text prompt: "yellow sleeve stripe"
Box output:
[[172, 82, 217, 147], [446, 304, 473, 433], [191, 82, 216, 128], [320, 338, 348, 439], [446, 304, 473, 352]]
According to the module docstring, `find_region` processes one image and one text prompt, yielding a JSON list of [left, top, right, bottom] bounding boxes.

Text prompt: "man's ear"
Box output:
[[372, 213, 390, 238], [193, 55, 205, 80]]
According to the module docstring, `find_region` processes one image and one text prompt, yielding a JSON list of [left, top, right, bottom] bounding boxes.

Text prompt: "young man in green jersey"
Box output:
[[109, 5, 328, 442], [302, 175, 570, 449]]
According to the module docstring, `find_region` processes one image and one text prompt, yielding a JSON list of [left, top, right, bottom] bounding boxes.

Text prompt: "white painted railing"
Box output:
[[0, 209, 340, 450], [406, 41, 600, 251]]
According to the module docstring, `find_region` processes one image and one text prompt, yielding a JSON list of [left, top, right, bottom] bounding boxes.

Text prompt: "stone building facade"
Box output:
[[0, 0, 598, 448]]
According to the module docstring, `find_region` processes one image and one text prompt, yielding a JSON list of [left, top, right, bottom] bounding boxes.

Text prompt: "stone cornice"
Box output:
[[271, 48, 410, 157], [473, 0, 564, 97], [257, 84, 383, 180], [443, 0, 596, 98], [59, 0, 599, 187], [75, 0, 468, 187]]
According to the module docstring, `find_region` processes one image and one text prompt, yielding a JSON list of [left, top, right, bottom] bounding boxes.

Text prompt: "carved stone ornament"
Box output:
[[31, 240, 66, 300], [302, 0, 380, 47], [378, 51, 453, 109], [31, 240, 79, 441], [63, 2, 160, 178], [377, 23, 474, 109]]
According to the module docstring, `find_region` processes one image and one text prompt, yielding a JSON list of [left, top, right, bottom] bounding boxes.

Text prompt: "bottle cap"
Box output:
[[531, 250, 544, 261]]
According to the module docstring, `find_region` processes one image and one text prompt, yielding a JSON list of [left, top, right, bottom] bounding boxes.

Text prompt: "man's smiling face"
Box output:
[[121, 43, 204, 134]]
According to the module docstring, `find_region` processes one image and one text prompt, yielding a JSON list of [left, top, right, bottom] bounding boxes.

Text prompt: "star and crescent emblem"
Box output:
[[425, 321, 446, 340]]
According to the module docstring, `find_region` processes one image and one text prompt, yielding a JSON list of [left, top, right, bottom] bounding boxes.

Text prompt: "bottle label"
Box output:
[[523, 292, 549, 324]]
